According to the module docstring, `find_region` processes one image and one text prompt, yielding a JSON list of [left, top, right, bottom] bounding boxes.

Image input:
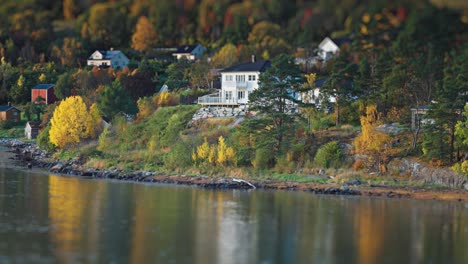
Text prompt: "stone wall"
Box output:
[[388, 158, 468, 190], [191, 106, 249, 122]]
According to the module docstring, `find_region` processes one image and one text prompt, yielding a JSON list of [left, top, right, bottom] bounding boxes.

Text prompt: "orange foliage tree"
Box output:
[[354, 105, 393, 174]]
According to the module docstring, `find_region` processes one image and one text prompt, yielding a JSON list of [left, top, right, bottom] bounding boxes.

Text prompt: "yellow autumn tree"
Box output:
[[194, 137, 210, 162], [131, 16, 158, 53], [208, 145, 216, 164], [216, 136, 236, 166], [354, 105, 393, 173], [136, 97, 155, 121], [211, 43, 239, 68], [49, 96, 92, 149]]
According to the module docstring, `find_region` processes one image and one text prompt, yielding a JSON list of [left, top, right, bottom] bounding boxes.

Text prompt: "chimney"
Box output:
[[251, 54, 256, 63], [110, 47, 114, 51], [7, 102, 11, 106]]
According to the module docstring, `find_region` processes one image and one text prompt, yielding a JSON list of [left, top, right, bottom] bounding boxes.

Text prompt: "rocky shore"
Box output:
[[1, 138, 467, 202]]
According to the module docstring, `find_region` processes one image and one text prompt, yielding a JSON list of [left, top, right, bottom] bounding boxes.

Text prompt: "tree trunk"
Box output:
[[335, 102, 340, 127]]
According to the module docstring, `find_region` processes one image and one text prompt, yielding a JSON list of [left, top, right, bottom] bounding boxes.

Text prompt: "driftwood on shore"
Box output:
[[233, 178, 256, 189]]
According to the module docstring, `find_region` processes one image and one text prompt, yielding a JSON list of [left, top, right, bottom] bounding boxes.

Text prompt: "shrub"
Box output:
[[37, 124, 56, 152], [0, 121, 13, 129], [451, 161, 468, 179], [165, 142, 193, 171], [314, 141, 344, 169], [311, 116, 334, 130], [275, 156, 295, 174], [252, 147, 271, 170], [97, 127, 111, 152], [351, 160, 364, 170]]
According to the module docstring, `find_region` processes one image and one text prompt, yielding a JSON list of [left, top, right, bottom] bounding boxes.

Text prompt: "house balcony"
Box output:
[[236, 82, 248, 89], [197, 92, 239, 106]]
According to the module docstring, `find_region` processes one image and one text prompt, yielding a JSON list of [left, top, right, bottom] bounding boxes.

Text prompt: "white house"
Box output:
[[317, 37, 340, 62], [172, 44, 205, 61], [87, 49, 129, 69], [198, 58, 271, 105]]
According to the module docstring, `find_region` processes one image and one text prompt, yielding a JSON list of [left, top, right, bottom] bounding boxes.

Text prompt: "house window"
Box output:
[[238, 91, 245, 100], [13, 112, 18, 116], [236, 75, 245, 82], [248, 75, 256, 81], [225, 91, 233, 100], [226, 75, 233, 81]]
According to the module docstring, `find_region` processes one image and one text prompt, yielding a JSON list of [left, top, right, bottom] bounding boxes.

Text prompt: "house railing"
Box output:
[[198, 92, 239, 105]]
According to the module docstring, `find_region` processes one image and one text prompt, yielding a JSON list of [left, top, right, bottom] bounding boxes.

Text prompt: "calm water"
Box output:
[[0, 169, 467, 264]]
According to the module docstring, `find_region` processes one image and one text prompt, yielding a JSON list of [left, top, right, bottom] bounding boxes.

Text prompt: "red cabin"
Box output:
[[31, 84, 57, 105]]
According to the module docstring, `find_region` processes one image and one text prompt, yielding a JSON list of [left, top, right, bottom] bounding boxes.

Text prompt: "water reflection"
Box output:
[[0, 171, 467, 264]]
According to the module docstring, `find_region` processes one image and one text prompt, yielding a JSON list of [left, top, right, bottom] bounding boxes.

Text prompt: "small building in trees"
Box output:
[[25, 121, 40, 139], [31, 84, 57, 105], [172, 44, 205, 61], [411, 106, 431, 130], [316, 37, 352, 62], [198, 57, 271, 105], [87, 49, 129, 69], [0, 104, 21, 123]]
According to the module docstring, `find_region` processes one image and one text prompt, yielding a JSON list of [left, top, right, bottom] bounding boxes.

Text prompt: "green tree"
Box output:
[[97, 80, 136, 119], [321, 53, 359, 127], [423, 46, 468, 163], [85, 3, 130, 48], [55, 72, 74, 100], [249, 54, 305, 153], [143, 0, 179, 46], [165, 58, 190, 91], [188, 58, 212, 89], [10, 75, 30, 104]]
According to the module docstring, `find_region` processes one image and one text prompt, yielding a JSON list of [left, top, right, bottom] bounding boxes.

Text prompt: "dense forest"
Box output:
[[0, 0, 467, 177]]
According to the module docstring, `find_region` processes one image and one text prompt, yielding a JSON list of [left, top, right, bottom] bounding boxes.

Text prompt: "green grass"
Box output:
[[0, 124, 25, 139], [269, 173, 329, 183]]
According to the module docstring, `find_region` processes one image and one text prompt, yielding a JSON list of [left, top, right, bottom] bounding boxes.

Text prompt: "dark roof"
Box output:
[[332, 37, 353, 46], [315, 78, 328, 88], [221, 60, 271, 73], [0, 105, 21, 112], [26, 121, 40, 129], [174, 45, 198, 54], [33, 84, 54, 90]]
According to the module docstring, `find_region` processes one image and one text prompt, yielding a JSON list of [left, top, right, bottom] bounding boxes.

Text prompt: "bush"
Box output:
[[97, 127, 111, 152], [252, 147, 271, 170], [164, 142, 193, 171], [275, 156, 295, 174], [0, 121, 13, 129], [314, 141, 344, 169], [311, 115, 334, 130], [451, 161, 468, 179], [37, 124, 56, 152]]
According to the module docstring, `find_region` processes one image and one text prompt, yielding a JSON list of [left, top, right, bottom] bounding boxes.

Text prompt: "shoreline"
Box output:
[[1, 140, 467, 202]]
